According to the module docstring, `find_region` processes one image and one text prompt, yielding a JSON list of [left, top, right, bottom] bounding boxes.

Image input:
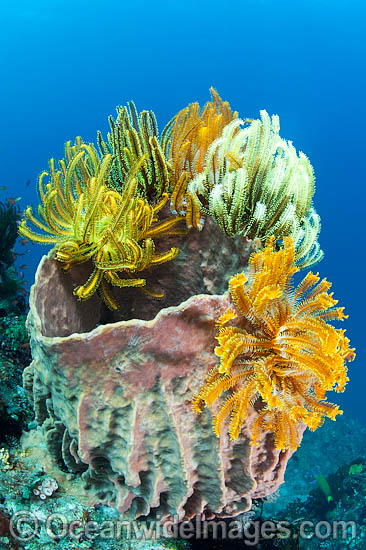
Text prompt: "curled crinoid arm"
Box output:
[[193, 237, 355, 451], [293, 208, 324, 268]]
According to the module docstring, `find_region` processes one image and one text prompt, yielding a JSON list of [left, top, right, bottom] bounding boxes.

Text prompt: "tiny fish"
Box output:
[[313, 472, 333, 503], [6, 197, 16, 204], [20, 239, 28, 246], [0, 186, 6, 191], [25, 179, 31, 187], [19, 264, 28, 269]]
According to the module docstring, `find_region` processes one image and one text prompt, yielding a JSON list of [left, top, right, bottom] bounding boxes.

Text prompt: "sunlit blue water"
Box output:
[[0, 0, 364, 422]]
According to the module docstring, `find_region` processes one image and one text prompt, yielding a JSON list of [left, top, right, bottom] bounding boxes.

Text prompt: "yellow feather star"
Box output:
[[193, 236, 355, 451], [19, 138, 184, 309]]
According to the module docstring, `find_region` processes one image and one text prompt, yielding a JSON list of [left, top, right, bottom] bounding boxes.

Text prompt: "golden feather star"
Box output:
[[161, 87, 237, 229], [193, 236, 355, 451]]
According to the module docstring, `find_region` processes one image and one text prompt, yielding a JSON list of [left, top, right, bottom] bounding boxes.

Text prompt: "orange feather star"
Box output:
[[193, 236, 355, 451], [161, 88, 237, 229]]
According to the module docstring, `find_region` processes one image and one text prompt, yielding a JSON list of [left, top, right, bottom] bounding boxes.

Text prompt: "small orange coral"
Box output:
[[193, 237, 355, 450], [161, 88, 237, 229]]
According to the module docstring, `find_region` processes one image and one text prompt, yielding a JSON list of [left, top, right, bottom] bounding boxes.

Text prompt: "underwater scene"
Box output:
[[0, 1, 365, 549]]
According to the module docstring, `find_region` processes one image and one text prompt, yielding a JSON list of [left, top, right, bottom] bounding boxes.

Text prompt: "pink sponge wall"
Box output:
[[22, 219, 304, 521]]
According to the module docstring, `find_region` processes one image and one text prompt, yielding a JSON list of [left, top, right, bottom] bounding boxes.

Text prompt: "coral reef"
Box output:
[[0, 200, 26, 307], [0, 434, 190, 549], [262, 451, 366, 549], [193, 237, 354, 450], [1, 402, 364, 549], [0, 314, 33, 444], [0, 198, 33, 447]]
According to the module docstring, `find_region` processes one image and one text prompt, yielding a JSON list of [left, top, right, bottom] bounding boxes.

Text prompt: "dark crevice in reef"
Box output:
[[0, 198, 34, 446]]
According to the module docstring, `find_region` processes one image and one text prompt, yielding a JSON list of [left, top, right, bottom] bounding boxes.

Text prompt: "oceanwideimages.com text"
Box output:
[[8, 511, 357, 545]]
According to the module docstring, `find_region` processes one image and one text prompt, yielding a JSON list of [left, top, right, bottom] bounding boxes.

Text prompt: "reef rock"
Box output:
[[23, 220, 303, 521]]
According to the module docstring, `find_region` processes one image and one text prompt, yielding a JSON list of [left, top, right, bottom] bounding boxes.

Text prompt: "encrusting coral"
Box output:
[[193, 237, 355, 451], [18, 138, 185, 309]]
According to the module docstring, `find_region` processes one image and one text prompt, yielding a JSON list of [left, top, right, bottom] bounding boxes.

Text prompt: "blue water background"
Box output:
[[1, 1, 365, 422]]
